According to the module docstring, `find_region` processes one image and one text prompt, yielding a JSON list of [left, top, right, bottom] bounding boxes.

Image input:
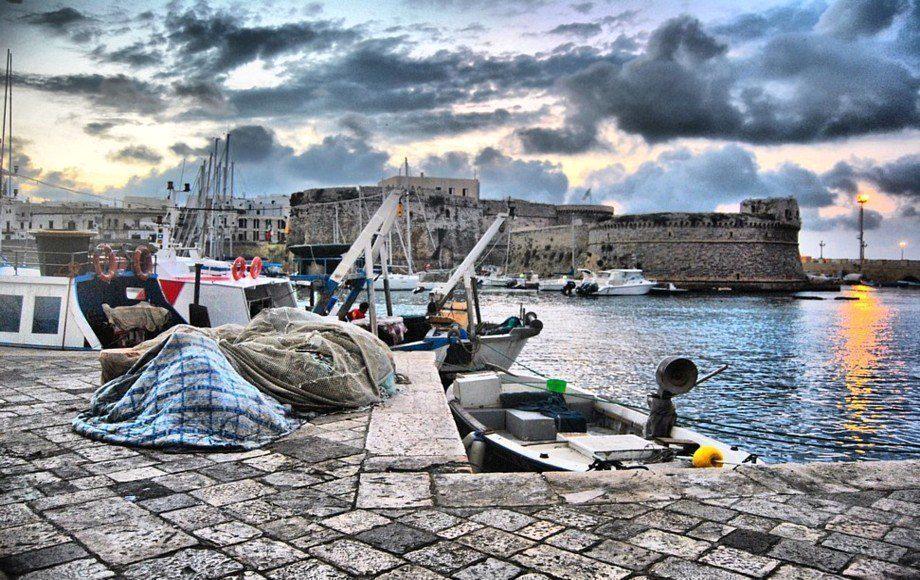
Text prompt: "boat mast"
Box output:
[[403, 157, 413, 274], [0, 50, 9, 257]]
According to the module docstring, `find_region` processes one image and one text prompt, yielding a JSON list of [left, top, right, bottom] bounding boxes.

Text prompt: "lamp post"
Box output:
[[856, 194, 869, 270], [819, 240, 825, 260], [900, 241, 907, 261]]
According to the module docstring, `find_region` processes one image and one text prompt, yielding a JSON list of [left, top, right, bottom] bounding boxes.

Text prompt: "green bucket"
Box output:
[[546, 378, 567, 394]]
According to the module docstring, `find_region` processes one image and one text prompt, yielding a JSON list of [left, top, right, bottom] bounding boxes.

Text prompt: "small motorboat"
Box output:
[[540, 269, 593, 293], [508, 272, 540, 290], [576, 269, 657, 296], [478, 266, 515, 289], [650, 282, 688, 294], [448, 358, 758, 472], [373, 272, 420, 292]]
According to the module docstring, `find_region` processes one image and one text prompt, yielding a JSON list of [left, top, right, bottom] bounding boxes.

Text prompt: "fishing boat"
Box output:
[[0, 231, 183, 350], [576, 269, 656, 296], [373, 271, 420, 291], [540, 269, 594, 293], [650, 282, 688, 294], [478, 266, 514, 288], [509, 271, 540, 290], [449, 358, 758, 472]]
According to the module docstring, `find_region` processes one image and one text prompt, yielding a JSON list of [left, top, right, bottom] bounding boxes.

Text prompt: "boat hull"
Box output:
[[595, 282, 656, 296]]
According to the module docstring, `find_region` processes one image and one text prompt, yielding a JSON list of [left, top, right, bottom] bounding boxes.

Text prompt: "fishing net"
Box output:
[[96, 307, 396, 412]]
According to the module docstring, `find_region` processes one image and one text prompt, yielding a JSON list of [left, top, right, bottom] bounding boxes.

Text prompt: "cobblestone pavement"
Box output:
[[1, 347, 919, 579]]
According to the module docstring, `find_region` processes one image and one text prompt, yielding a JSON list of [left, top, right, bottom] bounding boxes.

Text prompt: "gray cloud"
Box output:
[[93, 41, 163, 67], [549, 22, 603, 38], [519, 13, 920, 152], [108, 145, 162, 165], [21, 7, 98, 42], [83, 121, 116, 137], [712, 1, 827, 41], [571, 2, 594, 15], [164, 7, 360, 78], [816, 0, 907, 39], [419, 147, 569, 202], [585, 144, 837, 213], [17, 73, 167, 115]]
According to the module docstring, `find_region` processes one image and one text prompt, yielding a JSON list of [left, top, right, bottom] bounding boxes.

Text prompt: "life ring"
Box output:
[[231, 256, 246, 280], [133, 245, 153, 281], [249, 256, 262, 279], [93, 244, 117, 283], [692, 445, 724, 468]]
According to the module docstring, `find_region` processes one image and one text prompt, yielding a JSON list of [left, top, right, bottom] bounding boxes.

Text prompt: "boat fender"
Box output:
[[93, 244, 117, 283], [249, 256, 263, 279], [524, 311, 539, 326], [692, 445, 724, 468], [231, 256, 247, 281], [133, 245, 153, 281], [462, 432, 487, 473]]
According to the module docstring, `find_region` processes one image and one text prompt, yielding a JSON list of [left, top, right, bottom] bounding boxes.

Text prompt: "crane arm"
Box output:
[[432, 213, 507, 308]]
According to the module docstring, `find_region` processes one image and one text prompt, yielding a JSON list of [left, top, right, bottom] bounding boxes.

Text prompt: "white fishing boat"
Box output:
[[449, 359, 758, 472], [373, 272, 420, 291], [540, 269, 594, 293], [650, 282, 688, 294], [576, 269, 656, 296], [478, 266, 514, 288]]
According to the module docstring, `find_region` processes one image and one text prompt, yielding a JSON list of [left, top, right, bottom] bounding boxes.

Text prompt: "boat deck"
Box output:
[[1, 346, 918, 578]]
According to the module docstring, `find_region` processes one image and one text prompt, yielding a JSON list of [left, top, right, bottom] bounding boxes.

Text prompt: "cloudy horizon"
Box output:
[[0, 0, 917, 259]]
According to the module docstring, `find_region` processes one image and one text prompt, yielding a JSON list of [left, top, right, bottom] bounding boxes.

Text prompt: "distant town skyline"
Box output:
[[0, 0, 917, 259]]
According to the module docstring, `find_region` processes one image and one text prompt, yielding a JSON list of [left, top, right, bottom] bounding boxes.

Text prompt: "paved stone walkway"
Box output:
[[1, 347, 918, 579]]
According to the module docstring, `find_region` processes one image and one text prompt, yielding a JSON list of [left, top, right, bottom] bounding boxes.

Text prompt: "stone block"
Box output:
[[506, 410, 556, 441]]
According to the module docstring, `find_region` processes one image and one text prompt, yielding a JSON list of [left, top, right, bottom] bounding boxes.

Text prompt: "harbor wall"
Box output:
[[802, 258, 920, 283], [506, 224, 592, 275]]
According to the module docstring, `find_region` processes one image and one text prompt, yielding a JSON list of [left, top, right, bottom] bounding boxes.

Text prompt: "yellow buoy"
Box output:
[[692, 445, 724, 468]]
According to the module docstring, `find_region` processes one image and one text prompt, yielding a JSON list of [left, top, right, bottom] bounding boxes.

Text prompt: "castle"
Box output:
[[287, 176, 809, 291]]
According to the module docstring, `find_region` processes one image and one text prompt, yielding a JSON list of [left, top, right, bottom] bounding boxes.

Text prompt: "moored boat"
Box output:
[[448, 360, 758, 472], [576, 269, 657, 296]]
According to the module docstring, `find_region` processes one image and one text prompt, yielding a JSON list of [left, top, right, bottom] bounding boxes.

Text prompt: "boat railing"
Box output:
[[1, 249, 93, 276]]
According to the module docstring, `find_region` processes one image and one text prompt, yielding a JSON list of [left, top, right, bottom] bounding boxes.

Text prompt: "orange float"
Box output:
[[133, 245, 153, 281], [249, 256, 262, 279], [231, 256, 247, 280], [93, 244, 117, 283]]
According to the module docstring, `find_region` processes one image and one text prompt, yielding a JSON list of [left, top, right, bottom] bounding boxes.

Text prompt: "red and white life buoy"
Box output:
[[249, 256, 262, 279], [133, 245, 153, 281], [93, 244, 117, 283], [231, 256, 247, 280]]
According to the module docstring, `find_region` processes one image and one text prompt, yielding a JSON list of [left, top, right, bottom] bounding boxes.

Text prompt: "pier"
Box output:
[[0, 347, 917, 578]]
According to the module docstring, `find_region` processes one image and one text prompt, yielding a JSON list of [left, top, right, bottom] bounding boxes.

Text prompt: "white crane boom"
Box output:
[[432, 213, 508, 306], [327, 192, 403, 286]]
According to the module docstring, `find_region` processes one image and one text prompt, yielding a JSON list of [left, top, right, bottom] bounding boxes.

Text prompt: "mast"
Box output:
[[0, 50, 8, 256], [403, 157, 413, 274]]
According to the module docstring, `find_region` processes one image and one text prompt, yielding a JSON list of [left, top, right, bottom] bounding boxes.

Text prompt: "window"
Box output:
[[253, 219, 259, 228], [114, 219, 119, 227], [279, 220, 286, 229], [462, 188, 468, 196], [239, 219, 247, 228], [86, 220, 93, 229], [448, 187, 454, 195], [0, 294, 23, 332], [48, 220, 54, 229], [31, 296, 61, 334]]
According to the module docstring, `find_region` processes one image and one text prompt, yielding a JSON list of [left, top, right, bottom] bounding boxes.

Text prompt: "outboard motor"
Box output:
[[562, 280, 577, 295], [575, 281, 598, 296], [644, 357, 727, 439]]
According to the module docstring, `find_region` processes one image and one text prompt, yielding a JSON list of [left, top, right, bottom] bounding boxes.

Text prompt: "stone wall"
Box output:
[[586, 198, 808, 291], [507, 224, 592, 275], [802, 258, 920, 283]]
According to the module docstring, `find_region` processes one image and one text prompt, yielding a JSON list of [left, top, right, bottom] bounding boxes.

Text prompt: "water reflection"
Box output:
[[837, 291, 889, 437]]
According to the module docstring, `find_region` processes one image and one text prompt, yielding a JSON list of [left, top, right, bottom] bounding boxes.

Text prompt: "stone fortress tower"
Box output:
[[582, 197, 808, 291]]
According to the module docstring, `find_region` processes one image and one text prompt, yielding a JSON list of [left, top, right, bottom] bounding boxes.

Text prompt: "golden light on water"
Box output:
[[836, 291, 890, 440]]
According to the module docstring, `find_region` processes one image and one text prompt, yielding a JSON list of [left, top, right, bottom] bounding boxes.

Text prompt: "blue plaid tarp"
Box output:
[[73, 332, 299, 449]]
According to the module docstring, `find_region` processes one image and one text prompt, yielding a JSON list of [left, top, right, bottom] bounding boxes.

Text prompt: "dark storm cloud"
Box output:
[[571, 2, 594, 15], [548, 22, 603, 38], [225, 40, 627, 122], [286, 135, 390, 184], [16, 73, 167, 115], [585, 145, 837, 213], [108, 145, 163, 165], [169, 142, 211, 157], [816, 0, 908, 39], [825, 154, 920, 201], [810, 208, 883, 231], [518, 13, 920, 152], [712, 1, 827, 41], [419, 147, 568, 202], [163, 7, 360, 77]]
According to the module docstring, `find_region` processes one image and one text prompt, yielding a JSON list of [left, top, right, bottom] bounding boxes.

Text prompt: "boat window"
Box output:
[[32, 296, 62, 334], [125, 287, 144, 300], [0, 294, 23, 332]]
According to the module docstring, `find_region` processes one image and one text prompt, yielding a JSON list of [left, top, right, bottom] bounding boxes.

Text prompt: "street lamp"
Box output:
[[856, 194, 869, 270], [900, 241, 907, 261]]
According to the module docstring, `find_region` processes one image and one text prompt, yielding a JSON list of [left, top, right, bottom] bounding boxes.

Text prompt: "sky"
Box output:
[[0, 0, 917, 259]]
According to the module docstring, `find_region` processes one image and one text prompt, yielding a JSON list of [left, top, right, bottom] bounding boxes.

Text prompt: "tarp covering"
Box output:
[[103, 303, 171, 332], [73, 332, 299, 449]]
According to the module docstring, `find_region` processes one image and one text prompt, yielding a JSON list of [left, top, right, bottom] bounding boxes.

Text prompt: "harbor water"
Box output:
[[362, 286, 919, 464]]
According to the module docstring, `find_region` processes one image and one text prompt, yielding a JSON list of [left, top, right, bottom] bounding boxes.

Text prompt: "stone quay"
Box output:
[[1, 348, 918, 579]]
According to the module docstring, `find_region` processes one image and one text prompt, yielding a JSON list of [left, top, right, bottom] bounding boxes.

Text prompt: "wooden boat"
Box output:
[[448, 370, 759, 472]]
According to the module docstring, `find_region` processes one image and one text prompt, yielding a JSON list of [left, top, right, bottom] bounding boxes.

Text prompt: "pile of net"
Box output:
[[74, 307, 396, 449]]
